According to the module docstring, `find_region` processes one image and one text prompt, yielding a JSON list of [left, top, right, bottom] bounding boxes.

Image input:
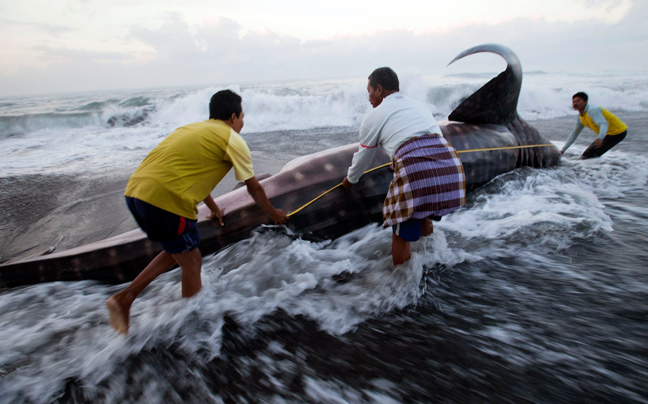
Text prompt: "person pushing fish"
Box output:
[[343, 67, 466, 266], [561, 91, 628, 159], [106, 90, 288, 335]]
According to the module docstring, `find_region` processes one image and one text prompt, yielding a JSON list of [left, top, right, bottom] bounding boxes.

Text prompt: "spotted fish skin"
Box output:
[[0, 44, 560, 288]]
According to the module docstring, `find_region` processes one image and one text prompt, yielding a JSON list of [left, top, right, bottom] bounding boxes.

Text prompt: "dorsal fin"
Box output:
[[447, 44, 522, 125]]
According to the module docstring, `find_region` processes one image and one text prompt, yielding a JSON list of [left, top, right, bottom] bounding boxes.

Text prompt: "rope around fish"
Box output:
[[286, 143, 555, 217]]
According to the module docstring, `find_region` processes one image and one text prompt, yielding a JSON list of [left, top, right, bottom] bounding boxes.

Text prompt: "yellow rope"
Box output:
[[286, 143, 555, 217], [459, 143, 554, 154]]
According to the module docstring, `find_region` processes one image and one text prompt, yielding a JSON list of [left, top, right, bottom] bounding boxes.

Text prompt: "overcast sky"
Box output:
[[1, 0, 647, 96]]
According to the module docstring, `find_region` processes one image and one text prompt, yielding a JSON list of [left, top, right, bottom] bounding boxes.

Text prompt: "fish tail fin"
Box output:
[[447, 44, 522, 125]]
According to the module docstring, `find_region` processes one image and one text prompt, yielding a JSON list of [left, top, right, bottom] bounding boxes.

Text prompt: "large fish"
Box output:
[[0, 44, 560, 288]]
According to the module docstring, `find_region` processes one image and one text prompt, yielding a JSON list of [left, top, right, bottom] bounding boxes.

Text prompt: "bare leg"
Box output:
[[106, 248, 203, 334], [392, 233, 411, 266], [172, 248, 203, 298], [106, 251, 176, 334], [421, 218, 434, 237]]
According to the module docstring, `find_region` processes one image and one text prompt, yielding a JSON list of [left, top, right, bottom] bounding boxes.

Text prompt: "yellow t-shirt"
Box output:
[[124, 119, 254, 219]]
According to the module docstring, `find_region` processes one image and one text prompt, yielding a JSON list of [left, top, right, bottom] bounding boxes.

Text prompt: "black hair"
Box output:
[[209, 90, 242, 120], [573, 91, 588, 103], [368, 67, 399, 92]]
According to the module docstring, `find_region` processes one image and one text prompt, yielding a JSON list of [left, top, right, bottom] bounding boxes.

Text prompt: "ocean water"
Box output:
[[0, 71, 647, 403]]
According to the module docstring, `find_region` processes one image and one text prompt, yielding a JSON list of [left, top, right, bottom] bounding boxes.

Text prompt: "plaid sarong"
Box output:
[[382, 134, 466, 226]]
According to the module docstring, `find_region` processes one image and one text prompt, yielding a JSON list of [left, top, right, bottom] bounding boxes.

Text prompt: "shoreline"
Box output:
[[0, 154, 292, 263], [2, 110, 644, 263]]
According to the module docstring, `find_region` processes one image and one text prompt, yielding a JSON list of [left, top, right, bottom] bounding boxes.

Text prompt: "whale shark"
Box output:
[[0, 44, 561, 288]]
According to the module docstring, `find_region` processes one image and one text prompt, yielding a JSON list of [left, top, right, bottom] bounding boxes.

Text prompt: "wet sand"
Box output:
[[0, 155, 291, 263]]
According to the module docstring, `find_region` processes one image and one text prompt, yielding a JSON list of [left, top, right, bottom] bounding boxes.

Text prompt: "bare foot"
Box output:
[[106, 295, 130, 335]]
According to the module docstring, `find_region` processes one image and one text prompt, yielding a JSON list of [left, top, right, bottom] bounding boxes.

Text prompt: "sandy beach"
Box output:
[[0, 154, 291, 264]]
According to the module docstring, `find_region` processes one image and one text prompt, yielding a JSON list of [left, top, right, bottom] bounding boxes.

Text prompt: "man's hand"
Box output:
[[594, 138, 603, 148], [342, 177, 354, 190], [245, 176, 289, 225], [207, 206, 225, 226], [203, 195, 224, 226], [270, 209, 288, 225]]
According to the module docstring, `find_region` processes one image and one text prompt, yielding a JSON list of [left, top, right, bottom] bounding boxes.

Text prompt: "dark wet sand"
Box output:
[[0, 156, 290, 263]]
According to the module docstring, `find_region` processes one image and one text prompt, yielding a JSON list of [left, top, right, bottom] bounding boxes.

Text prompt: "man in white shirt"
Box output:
[[343, 67, 465, 266]]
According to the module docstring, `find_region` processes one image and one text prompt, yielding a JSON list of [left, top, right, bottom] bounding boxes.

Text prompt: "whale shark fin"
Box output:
[[447, 44, 522, 125]]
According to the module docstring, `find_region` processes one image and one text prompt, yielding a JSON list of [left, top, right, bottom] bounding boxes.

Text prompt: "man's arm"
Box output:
[[561, 119, 585, 154], [344, 119, 381, 188], [245, 176, 288, 224], [203, 194, 224, 225], [344, 145, 378, 189]]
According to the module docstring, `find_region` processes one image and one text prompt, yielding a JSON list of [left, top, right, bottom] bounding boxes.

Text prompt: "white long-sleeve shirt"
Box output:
[[346, 92, 442, 184]]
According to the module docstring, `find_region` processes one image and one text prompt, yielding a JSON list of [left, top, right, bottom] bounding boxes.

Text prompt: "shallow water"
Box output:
[[2, 124, 648, 403], [1, 77, 647, 403]]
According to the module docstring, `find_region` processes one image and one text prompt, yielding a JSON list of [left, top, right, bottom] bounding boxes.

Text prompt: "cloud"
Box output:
[[1, 0, 646, 96], [129, 15, 241, 61], [0, 19, 74, 37], [32, 45, 133, 61]]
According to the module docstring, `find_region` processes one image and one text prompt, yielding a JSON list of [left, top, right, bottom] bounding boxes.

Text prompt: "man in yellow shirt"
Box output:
[[106, 90, 288, 335], [561, 92, 628, 159]]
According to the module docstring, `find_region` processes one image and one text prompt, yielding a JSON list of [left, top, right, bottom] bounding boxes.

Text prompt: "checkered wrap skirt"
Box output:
[[382, 134, 466, 227]]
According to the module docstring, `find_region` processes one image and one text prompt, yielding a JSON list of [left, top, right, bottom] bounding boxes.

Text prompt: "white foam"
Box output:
[[2, 140, 645, 402], [2, 71, 648, 176], [0, 225, 422, 403]]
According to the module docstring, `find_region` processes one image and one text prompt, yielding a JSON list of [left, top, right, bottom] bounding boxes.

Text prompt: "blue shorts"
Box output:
[[392, 216, 441, 242], [125, 197, 200, 254]]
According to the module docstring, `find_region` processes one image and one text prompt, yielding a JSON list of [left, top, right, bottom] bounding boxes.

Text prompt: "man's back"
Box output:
[[360, 93, 442, 158], [125, 119, 254, 219]]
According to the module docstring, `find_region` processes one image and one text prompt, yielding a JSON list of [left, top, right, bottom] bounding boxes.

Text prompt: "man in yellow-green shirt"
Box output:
[[107, 90, 288, 335], [561, 92, 628, 159]]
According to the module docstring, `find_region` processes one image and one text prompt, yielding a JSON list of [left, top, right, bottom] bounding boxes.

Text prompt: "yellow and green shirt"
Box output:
[[125, 119, 254, 220]]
